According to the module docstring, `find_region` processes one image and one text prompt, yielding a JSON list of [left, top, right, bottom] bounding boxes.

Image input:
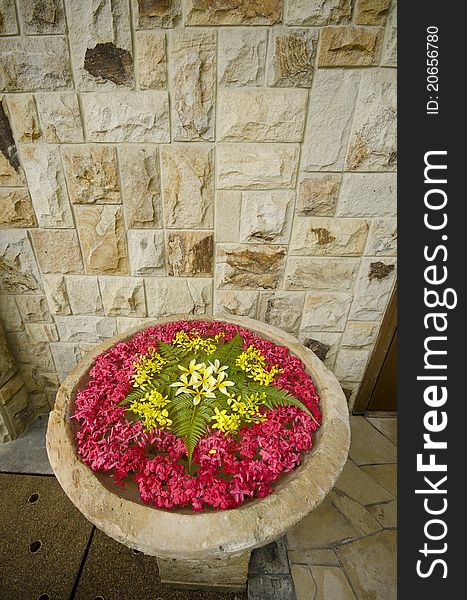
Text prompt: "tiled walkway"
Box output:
[[288, 416, 397, 600]]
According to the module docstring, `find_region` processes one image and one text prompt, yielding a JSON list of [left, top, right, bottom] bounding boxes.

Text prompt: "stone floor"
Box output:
[[288, 416, 397, 600], [0, 415, 396, 599]]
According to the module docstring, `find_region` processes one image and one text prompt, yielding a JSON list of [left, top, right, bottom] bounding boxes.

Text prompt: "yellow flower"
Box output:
[[129, 390, 172, 432], [210, 407, 241, 434], [132, 347, 166, 387], [215, 371, 235, 395]]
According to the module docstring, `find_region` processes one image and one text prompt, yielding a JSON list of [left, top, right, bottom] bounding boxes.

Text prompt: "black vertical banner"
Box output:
[[398, 2, 464, 597]]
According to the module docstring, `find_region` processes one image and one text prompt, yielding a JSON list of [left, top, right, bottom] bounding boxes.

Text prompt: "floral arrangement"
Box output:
[[74, 320, 321, 511]]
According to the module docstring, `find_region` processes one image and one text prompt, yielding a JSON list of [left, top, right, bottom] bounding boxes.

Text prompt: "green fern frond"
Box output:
[[171, 397, 216, 469], [118, 380, 159, 406], [213, 333, 244, 364], [246, 382, 317, 422], [157, 341, 189, 364]]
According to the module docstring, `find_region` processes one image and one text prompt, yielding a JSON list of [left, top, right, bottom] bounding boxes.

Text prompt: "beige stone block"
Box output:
[[136, 31, 166, 90], [119, 145, 162, 229], [0, 0, 18, 34], [99, 277, 146, 317], [166, 231, 213, 277], [0, 149, 24, 187], [20, 145, 74, 228], [382, 0, 397, 66], [240, 191, 294, 244], [75, 205, 129, 275], [346, 69, 397, 171], [0, 296, 22, 332], [25, 323, 59, 343], [66, 276, 103, 316], [349, 416, 397, 465], [302, 70, 360, 172], [128, 230, 165, 276], [214, 290, 258, 319], [161, 145, 214, 228], [215, 191, 241, 243], [218, 29, 267, 87], [0, 382, 31, 437], [133, 0, 181, 29], [368, 499, 397, 528], [50, 342, 82, 381], [116, 317, 155, 334], [335, 459, 394, 506], [300, 331, 341, 369], [82, 91, 169, 142], [0, 36, 72, 91], [318, 26, 382, 67], [285, 0, 352, 26], [342, 321, 379, 349], [334, 348, 371, 382], [54, 316, 117, 343], [62, 145, 121, 205], [301, 292, 353, 333], [356, 0, 391, 25], [267, 27, 318, 88], [7, 329, 55, 371], [337, 173, 396, 217], [349, 257, 396, 320], [217, 244, 287, 290], [186, 0, 282, 25], [285, 258, 359, 291], [309, 566, 357, 599], [0, 329, 15, 387], [366, 217, 397, 256], [297, 174, 340, 217], [35, 93, 84, 143], [0, 189, 37, 228], [0, 230, 42, 294], [217, 144, 300, 189], [290, 217, 368, 257], [361, 464, 397, 496], [5, 94, 42, 142], [291, 565, 316, 600], [30, 229, 83, 274], [170, 31, 216, 141], [218, 88, 307, 142], [367, 416, 397, 445], [257, 292, 304, 336], [15, 295, 52, 323], [288, 548, 340, 567], [145, 277, 212, 318], [42, 274, 71, 316], [17, 0, 65, 34]]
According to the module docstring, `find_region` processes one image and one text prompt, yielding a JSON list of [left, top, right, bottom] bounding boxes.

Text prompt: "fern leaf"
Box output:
[[214, 333, 244, 364], [171, 397, 216, 468], [157, 341, 189, 364], [246, 382, 316, 421]]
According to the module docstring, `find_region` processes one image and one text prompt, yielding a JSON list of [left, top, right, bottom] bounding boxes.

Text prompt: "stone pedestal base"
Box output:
[[157, 551, 251, 592]]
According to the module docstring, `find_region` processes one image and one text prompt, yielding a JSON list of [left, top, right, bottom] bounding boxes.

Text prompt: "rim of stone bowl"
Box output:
[[46, 314, 350, 560]]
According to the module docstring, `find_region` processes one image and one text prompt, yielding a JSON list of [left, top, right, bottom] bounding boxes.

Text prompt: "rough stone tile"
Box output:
[[30, 229, 83, 274], [285, 0, 352, 26], [349, 257, 396, 321], [17, 0, 65, 34], [186, 0, 282, 25], [367, 417, 397, 445], [290, 217, 368, 257], [214, 290, 258, 319], [74, 205, 129, 275], [349, 416, 397, 465], [42, 274, 71, 316], [356, 0, 391, 25], [128, 230, 165, 276], [249, 538, 289, 576], [119, 145, 162, 229], [0, 98, 24, 187], [0, 295, 22, 332], [296, 174, 341, 217], [346, 69, 397, 172], [285, 258, 359, 292], [302, 70, 360, 172], [335, 459, 394, 506], [15, 295, 52, 323], [24, 323, 59, 343], [318, 26, 382, 67], [0, 36, 72, 91], [0, 0, 18, 34], [329, 489, 382, 537], [132, 0, 181, 29], [337, 173, 396, 217], [381, 0, 397, 66], [50, 342, 82, 381], [166, 231, 213, 277], [82, 91, 169, 142], [7, 329, 55, 371], [218, 28, 267, 87], [161, 145, 214, 229], [310, 566, 357, 600], [35, 93, 84, 143], [291, 564, 316, 600], [66, 0, 133, 90], [240, 191, 294, 244], [334, 348, 371, 382], [288, 548, 340, 567], [342, 321, 380, 349], [0, 337, 16, 389], [135, 31, 166, 90], [145, 277, 212, 318], [0, 188, 37, 228], [267, 27, 318, 88], [54, 316, 117, 343], [170, 31, 216, 141], [66, 276, 104, 316], [217, 244, 287, 290], [20, 144, 74, 228], [218, 144, 300, 190], [300, 292, 352, 333], [215, 191, 241, 243], [116, 317, 155, 334], [5, 94, 42, 143], [0, 230, 42, 294], [248, 575, 295, 600], [368, 500, 397, 529], [218, 88, 307, 142], [366, 217, 397, 256], [301, 332, 341, 369], [99, 276, 146, 317], [257, 292, 305, 336], [361, 464, 397, 496], [0, 415, 52, 474], [336, 530, 396, 600]]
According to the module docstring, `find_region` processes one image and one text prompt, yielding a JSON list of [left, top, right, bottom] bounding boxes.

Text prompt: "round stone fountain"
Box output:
[[46, 315, 350, 592]]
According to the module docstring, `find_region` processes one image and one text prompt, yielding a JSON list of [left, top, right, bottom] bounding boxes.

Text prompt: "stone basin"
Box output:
[[46, 315, 350, 591]]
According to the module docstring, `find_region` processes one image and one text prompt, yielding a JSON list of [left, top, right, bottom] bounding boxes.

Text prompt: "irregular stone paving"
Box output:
[[289, 416, 397, 599]]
